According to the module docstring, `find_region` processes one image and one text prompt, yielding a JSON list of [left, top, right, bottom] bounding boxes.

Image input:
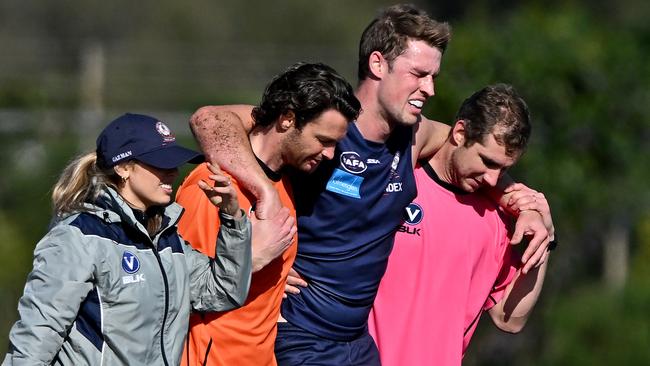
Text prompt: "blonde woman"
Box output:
[[3, 113, 254, 366]]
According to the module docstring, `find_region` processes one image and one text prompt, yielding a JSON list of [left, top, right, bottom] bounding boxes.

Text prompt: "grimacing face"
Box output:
[[449, 131, 519, 193], [282, 109, 349, 173], [376, 39, 442, 127]]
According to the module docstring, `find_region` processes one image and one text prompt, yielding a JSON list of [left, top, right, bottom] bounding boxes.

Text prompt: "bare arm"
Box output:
[[411, 117, 450, 165], [190, 105, 280, 219], [488, 257, 549, 333]]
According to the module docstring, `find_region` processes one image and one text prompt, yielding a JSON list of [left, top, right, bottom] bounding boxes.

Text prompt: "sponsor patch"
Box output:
[[326, 168, 363, 199], [122, 273, 146, 284], [398, 225, 421, 236], [403, 202, 423, 225], [340, 151, 367, 174], [385, 182, 403, 193], [391, 152, 400, 171], [121, 251, 140, 274]]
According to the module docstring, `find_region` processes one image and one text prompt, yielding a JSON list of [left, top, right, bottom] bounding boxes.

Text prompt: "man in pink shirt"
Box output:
[[368, 84, 553, 366]]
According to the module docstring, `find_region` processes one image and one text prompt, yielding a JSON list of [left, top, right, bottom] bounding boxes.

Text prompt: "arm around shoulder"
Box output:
[[189, 104, 256, 164], [412, 117, 450, 162], [189, 104, 280, 219]]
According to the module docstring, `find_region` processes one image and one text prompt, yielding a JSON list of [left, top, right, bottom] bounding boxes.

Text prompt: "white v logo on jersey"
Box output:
[[124, 255, 135, 270], [122, 251, 141, 274], [405, 207, 421, 222]]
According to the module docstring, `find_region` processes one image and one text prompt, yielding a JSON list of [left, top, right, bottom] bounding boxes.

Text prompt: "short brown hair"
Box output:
[[456, 84, 531, 157], [358, 4, 451, 80]]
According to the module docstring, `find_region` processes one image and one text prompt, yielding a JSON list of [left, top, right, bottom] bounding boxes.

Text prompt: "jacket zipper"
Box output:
[[151, 238, 171, 366], [143, 209, 182, 366]]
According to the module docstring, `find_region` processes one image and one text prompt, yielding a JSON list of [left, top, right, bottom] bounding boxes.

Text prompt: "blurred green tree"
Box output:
[[426, 3, 650, 365]]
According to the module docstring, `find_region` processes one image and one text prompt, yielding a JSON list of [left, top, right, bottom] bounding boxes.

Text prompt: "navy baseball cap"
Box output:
[[96, 113, 204, 169]]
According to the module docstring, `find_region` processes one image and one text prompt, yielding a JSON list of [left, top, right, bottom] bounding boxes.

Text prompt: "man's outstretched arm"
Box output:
[[190, 105, 281, 219]]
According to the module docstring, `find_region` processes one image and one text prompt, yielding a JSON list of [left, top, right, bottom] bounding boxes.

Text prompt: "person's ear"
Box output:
[[113, 163, 132, 182], [451, 120, 466, 146], [368, 51, 387, 79], [279, 110, 296, 131]]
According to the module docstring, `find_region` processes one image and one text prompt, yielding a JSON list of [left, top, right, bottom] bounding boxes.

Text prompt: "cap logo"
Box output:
[[156, 121, 175, 143]]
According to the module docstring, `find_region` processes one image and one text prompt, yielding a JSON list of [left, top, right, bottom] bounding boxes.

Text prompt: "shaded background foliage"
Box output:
[[1, 0, 648, 364]]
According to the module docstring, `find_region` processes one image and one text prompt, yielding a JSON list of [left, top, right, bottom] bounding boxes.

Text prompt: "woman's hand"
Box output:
[[198, 162, 242, 219]]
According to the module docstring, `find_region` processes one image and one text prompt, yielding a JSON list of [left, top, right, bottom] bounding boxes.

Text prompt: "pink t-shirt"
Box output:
[[368, 162, 520, 366]]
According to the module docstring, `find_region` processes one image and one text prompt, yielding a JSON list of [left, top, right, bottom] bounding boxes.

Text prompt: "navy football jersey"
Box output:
[[283, 122, 417, 340]]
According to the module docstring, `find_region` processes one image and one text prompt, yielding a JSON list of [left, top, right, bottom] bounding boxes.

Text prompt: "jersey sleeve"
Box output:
[[483, 240, 522, 311]]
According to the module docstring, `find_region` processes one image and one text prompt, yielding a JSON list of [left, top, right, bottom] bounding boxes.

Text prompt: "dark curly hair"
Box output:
[[456, 83, 531, 157], [252, 63, 361, 129]]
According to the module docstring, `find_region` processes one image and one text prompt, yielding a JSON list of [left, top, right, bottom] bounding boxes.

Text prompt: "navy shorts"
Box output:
[[275, 321, 381, 366]]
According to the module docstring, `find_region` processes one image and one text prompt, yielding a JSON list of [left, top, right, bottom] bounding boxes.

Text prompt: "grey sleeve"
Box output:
[[185, 210, 252, 312], [4, 225, 96, 365]]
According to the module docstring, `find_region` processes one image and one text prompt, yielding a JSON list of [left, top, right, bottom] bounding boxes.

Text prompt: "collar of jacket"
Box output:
[[82, 187, 184, 238]]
